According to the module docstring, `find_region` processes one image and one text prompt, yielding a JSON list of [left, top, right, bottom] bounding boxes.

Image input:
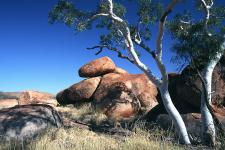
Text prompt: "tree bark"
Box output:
[[201, 67, 215, 146], [95, 0, 191, 145], [159, 82, 191, 144], [201, 52, 223, 146]]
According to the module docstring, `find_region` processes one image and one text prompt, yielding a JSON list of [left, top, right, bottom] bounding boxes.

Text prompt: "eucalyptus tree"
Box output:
[[49, 0, 191, 144], [168, 0, 225, 146]]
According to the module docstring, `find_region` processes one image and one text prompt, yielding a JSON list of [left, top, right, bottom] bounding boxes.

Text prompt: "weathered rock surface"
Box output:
[[98, 82, 141, 123], [94, 73, 158, 110], [57, 57, 158, 121], [156, 113, 225, 139], [0, 99, 18, 109], [19, 91, 58, 107], [56, 77, 101, 104], [154, 56, 225, 115], [0, 91, 58, 109], [0, 92, 22, 99], [113, 67, 129, 74], [79, 57, 116, 77], [0, 104, 62, 140]]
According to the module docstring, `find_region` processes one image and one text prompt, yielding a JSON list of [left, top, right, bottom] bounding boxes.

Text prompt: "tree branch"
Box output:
[[134, 40, 156, 59], [87, 45, 135, 64], [200, 0, 213, 36], [154, 0, 178, 83], [103, 0, 162, 85], [157, 0, 178, 59]]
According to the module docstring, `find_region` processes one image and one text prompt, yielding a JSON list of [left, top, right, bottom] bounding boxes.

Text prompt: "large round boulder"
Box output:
[[56, 77, 101, 104], [0, 104, 62, 141], [78, 57, 116, 77], [93, 73, 158, 111]]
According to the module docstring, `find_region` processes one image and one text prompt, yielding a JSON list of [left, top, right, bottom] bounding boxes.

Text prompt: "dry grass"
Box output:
[[0, 105, 183, 150], [56, 104, 108, 125], [5, 126, 182, 150]]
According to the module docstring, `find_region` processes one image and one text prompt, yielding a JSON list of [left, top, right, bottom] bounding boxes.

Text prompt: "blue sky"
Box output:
[[0, 0, 224, 94]]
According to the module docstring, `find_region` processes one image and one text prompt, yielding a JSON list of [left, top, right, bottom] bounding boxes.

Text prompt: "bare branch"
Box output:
[[85, 0, 162, 85], [154, 0, 179, 82], [104, 0, 162, 84], [134, 40, 156, 59], [156, 0, 178, 60], [107, 0, 113, 14], [200, 0, 214, 36], [87, 45, 135, 63], [180, 20, 191, 24], [133, 22, 142, 44]]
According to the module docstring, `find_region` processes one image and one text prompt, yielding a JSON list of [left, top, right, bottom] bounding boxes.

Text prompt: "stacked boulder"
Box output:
[[56, 56, 158, 122], [56, 56, 225, 135]]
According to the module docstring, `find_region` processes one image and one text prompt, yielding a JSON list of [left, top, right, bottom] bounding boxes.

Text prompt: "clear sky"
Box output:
[[0, 0, 224, 94]]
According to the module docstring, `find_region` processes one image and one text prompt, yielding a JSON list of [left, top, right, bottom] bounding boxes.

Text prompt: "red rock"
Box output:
[[56, 77, 101, 104], [78, 57, 116, 77], [113, 67, 129, 74], [98, 82, 140, 123], [18, 91, 58, 107], [94, 73, 158, 112], [0, 99, 18, 109]]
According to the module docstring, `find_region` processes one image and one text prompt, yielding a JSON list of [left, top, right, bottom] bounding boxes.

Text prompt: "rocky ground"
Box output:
[[0, 56, 225, 149]]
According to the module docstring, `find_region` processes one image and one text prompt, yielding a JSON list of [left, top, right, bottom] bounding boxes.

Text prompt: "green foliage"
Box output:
[[138, 0, 163, 25], [48, 0, 94, 31], [135, 0, 163, 41], [49, 0, 163, 53], [168, 5, 225, 69]]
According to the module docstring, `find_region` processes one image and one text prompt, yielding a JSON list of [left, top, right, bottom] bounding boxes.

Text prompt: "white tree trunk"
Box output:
[[102, 0, 191, 145], [201, 67, 215, 146], [158, 82, 191, 144], [201, 52, 223, 146]]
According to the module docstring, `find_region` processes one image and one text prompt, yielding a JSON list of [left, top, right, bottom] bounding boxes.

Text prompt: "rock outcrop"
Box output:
[[98, 82, 141, 124], [19, 91, 58, 107], [164, 57, 225, 111], [78, 57, 116, 77], [57, 56, 225, 125], [57, 56, 158, 122], [0, 99, 18, 109], [156, 113, 225, 139], [93, 73, 158, 111], [0, 91, 58, 109], [144, 56, 225, 122], [0, 104, 62, 140]]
